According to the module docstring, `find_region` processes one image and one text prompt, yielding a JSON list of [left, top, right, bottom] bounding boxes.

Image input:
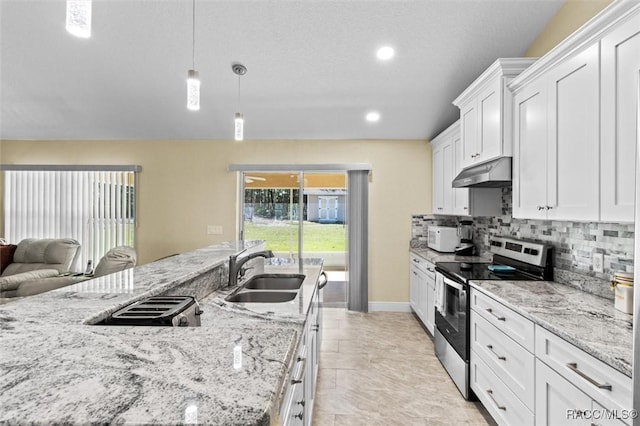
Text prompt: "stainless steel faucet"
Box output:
[[228, 250, 274, 287]]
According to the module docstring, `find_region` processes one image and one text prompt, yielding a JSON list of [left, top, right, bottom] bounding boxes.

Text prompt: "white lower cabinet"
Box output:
[[470, 287, 633, 426], [535, 360, 630, 426], [409, 254, 435, 335], [536, 359, 593, 426], [535, 326, 632, 421], [470, 288, 535, 426], [470, 310, 535, 410], [470, 350, 535, 426], [280, 281, 322, 426]]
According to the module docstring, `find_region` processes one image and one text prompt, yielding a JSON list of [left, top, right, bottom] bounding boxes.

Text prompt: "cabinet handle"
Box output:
[[486, 344, 507, 361], [297, 400, 305, 407], [537, 205, 544, 210], [312, 324, 319, 332], [485, 308, 506, 321], [546, 206, 553, 210], [486, 389, 507, 411], [463, 207, 468, 210], [291, 355, 307, 383], [566, 363, 612, 391], [294, 412, 304, 420]]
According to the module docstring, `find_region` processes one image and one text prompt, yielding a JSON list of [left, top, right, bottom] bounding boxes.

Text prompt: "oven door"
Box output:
[[434, 272, 468, 360]]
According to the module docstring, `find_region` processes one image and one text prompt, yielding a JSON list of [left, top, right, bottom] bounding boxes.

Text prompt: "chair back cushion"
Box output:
[[94, 246, 137, 277], [2, 239, 81, 276]]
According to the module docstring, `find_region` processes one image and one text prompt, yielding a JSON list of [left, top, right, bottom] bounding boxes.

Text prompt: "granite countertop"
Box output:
[[470, 280, 633, 377], [410, 247, 493, 264], [0, 241, 323, 424]]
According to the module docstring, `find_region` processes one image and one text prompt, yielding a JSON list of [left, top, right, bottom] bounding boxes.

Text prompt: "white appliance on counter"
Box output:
[[427, 226, 459, 253]]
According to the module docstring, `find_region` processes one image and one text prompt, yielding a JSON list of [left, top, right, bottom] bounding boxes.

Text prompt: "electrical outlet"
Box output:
[[593, 252, 604, 273], [207, 225, 223, 235]]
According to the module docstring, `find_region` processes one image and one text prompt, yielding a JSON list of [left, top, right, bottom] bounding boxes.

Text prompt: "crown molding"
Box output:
[[453, 58, 537, 107], [430, 119, 460, 146], [509, 0, 640, 93]]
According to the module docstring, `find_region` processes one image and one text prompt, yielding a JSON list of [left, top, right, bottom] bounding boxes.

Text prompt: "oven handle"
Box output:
[[442, 276, 465, 292]]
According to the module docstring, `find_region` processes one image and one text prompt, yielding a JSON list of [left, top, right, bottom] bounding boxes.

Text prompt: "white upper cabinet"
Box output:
[[512, 77, 548, 220], [600, 11, 640, 223], [547, 43, 600, 221], [431, 121, 501, 216], [452, 131, 470, 215], [432, 121, 460, 215], [510, 2, 640, 222], [454, 58, 537, 170]]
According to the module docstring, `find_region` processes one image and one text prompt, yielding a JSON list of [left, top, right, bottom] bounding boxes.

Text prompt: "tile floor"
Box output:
[[312, 308, 496, 426]]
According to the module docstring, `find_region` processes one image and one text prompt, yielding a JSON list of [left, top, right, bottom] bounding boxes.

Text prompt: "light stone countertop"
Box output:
[[0, 241, 323, 425], [410, 247, 493, 264], [470, 280, 633, 377], [411, 246, 633, 377]]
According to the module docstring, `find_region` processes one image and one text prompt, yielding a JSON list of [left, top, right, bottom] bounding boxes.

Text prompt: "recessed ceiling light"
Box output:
[[376, 46, 395, 61], [366, 111, 381, 122]]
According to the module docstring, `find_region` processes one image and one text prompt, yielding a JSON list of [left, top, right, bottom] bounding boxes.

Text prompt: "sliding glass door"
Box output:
[[241, 171, 346, 268], [242, 172, 301, 258]]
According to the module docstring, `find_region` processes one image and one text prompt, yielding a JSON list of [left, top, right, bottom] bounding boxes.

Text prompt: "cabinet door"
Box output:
[[477, 78, 503, 163], [547, 43, 600, 221], [536, 359, 592, 426], [512, 77, 548, 219], [442, 142, 454, 213], [410, 265, 419, 314], [452, 130, 470, 215], [460, 101, 478, 169], [432, 144, 445, 214], [417, 270, 427, 325], [600, 11, 640, 223], [425, 273, 435, 335]]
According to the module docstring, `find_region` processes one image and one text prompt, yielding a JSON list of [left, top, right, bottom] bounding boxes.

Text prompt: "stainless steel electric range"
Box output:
[[434, 236, 553, 399]]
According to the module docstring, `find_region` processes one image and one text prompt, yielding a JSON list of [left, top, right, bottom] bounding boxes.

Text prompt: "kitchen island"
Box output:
[[0, 241, 323, 425]]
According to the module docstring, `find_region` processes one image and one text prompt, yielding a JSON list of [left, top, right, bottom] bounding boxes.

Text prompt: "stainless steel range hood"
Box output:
[[452, 157, 512, 188]]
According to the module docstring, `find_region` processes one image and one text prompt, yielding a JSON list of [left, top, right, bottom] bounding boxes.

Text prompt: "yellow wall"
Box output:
[[0, 139, 431, 303], [524, 0, 613, 57]]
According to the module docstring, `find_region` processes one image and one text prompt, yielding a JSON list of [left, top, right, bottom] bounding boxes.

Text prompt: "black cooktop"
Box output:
[[435, 261, 543, 283]]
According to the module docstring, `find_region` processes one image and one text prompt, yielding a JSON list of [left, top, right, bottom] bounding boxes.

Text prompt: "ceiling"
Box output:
[[0, 0, 564, 141]]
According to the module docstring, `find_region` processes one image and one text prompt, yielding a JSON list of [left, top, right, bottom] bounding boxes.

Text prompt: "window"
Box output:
[[2, 165, 140, 271]]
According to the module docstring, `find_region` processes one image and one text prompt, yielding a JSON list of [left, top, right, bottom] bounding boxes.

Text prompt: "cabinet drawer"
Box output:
[[470, 289, 534, 352], [535, 325, 632, 414], [470, 310, 535, 410], [470, 349, 534, 426], [410, 254, 434, 277]]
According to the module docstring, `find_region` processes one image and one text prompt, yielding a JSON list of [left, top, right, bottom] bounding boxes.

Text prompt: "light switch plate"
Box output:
[[207, 225, 223, 235], [592, 252, 604, 273]]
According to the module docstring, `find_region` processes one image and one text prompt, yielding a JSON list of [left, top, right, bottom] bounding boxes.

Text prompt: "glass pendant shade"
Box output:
[[66, 0, 92, 38], [187, 69, 200, 111], [234, 113, 244, 141]]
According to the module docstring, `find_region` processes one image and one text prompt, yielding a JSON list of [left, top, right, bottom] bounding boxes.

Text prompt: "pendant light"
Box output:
[[232, 63, 247, 141], [187, 0, 200, 111], [66, 0, 92, 38]]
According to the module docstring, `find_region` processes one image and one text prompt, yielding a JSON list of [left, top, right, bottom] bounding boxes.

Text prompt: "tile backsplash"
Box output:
[[412, 187, 635, 300]]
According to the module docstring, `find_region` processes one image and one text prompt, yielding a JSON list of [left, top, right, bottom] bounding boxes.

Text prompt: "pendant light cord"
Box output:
[[192, 0, 196, 69]]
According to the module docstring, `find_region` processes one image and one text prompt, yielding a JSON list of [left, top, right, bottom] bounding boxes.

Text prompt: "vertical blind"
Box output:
[[2, 166, 138, 271], [347, 169, 369, 313]]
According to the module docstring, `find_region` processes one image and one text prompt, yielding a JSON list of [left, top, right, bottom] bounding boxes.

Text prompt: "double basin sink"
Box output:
[[225, 273, 305, 303]]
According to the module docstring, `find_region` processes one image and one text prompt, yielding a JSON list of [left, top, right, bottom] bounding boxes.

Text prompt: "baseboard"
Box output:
[[368, 302, 412, 312]]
